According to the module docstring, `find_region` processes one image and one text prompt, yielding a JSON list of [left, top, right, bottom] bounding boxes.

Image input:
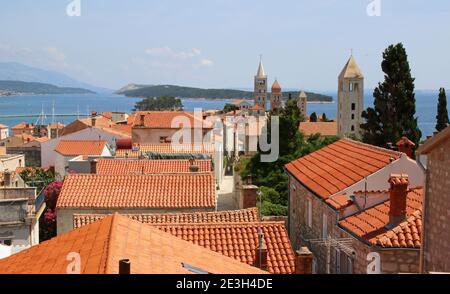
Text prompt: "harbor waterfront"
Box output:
[[0, 91, 446, 139]]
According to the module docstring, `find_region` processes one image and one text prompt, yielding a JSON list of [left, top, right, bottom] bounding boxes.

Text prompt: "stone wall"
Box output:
[[422, 137, 450, 272]]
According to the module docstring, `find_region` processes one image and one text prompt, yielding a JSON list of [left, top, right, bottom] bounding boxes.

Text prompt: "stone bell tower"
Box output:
[[337, 55, 364, 139], [270, 79, 282, 111], [254, 57, 268, 110]]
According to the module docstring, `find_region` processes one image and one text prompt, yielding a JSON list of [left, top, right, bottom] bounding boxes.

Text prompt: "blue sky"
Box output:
[[0, 0, 449, 91]]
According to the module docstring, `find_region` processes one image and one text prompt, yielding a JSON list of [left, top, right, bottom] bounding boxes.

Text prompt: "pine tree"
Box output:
[[436, 88, 449, 132], [361, 43, 422, 148]]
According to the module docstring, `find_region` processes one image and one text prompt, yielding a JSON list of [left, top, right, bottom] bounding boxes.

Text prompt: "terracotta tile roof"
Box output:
[[55, 140, 107, 156], [14, 133, 36, 142], [0, 214, 265, 274], [132, 111, 213, 129], [56, 173, 216, 209], [96, 158, 212, 174], [153, 222, 295, 274], [115, 143, 215, 158], [33, 137, 50, 143], [285, 139, 401, 199], [339, 188, 423, 248], [73, 208, 260, 228], [299, 121, 338, 137], [0, 124, 8, 129], [48, 122, 65, 129], [249, 105, 264, 111], [11, 122, 34, 130], [325, 194, 353, 210]]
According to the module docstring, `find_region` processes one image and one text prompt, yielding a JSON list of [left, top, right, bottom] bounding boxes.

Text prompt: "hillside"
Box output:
[[117, 84, 333, 102], [0, 80, 95, 95], [0, 62, 111, 93]]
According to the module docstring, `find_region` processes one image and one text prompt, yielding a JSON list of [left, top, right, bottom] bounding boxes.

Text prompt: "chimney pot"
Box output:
[[295, 247, 314, 274], [3, 170, 12, 187], [119, 259, 131, 274], [241, 185, 258, 209], [254, 233, 268, 270], [387, 174, 409, 228], [396, 136, 416, 159]]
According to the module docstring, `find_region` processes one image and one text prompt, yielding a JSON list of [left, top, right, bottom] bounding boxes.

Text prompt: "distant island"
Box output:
[[116, 84, 333, 102], [0, 80, 95, 96]]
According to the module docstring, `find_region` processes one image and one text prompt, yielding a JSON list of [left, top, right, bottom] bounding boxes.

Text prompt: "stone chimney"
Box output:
[[140, 114, 145, 126], [254, 233, 268, 271], [241, 185, 258, 209], [3, 170, 12, 187], [386, 174, 409, 229], [91, 111, 97, 127], [396, 137, 415, 159], [294, 247, 313, 274], [90, 160, 98, 174]]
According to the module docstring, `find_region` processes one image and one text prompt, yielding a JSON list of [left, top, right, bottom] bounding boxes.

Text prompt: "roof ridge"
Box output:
[[104, 213, 121, 274], [151, 221, 286, 227], [341, 138, 402, 157]]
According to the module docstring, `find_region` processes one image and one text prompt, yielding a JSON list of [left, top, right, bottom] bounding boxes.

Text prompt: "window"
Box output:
[[351, 125, 355, 132], [349, 83, 354, 92], [347, 257, 354, 274], [351, 114, 355, 120], [19, 159, 23, 167], [307, 199, 313, 228], [0, 239, 12, 246], [354, 83, 359, 91], [351, 103, 356, 111], [322, 213, 328, 239]]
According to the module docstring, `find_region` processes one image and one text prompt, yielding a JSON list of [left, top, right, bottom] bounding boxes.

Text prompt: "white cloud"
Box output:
[[145, 47, 201, 59], [43, 47, 66, 62], [199, 58, 214, 67]]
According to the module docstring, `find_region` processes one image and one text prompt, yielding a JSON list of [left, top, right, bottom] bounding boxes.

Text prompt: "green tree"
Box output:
[[133, 96, 183, 111], [240, 99, 338, 216], [19, 168, 55, 192], [223, 103, 240, 113], [436, 88, 449, 132], [321, 113, 329, 122], [361, 43, 421, 148], [310, 112, 318, 122]]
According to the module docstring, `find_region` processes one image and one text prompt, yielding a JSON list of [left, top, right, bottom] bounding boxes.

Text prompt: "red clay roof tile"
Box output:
[[115, 143, 215, 158], [0, 214, 265, 274], [73, 208, 259, 228], [339, 188, 423, 248], [285, 139, 401, 199], [56, 173, 216, 209], [299, 122, 338, 137], [96, 158, 212, 174], [55, 140, 107, 156]]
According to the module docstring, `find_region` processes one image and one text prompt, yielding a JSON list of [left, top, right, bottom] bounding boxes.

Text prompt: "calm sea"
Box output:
[[0, 91, 447, 139]]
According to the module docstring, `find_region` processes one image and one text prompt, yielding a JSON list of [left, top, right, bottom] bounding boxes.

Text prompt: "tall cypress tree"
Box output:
[[436, 88, 449, 132], [361, 43, 422, 148]]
